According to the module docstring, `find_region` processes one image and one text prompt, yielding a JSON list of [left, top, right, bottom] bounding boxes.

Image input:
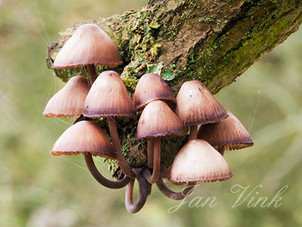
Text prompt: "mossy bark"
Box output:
[[47, 0, 302, 168]]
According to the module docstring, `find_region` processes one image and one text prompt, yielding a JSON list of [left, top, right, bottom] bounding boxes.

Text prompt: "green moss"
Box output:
[[150, 20, 160, 29], [122, 76, 139, 91]]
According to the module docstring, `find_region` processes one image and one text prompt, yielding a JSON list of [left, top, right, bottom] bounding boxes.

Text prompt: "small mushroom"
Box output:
[[43, 76, 90, 118], [53, 24, 123, 85], [197, 110, 253, 155], [134, 73, 176, 111], [137, 100, 185, 184], [170, 139, 232, 183], [158, 139, 232, 200], [176, 80, 228, 140], [51, 120, 129, 189], [134, 73, 176, 169], [84, 70, 136, 178]]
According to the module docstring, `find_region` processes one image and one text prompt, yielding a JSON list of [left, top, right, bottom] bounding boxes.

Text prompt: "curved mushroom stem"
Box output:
[[87, 64, 98, 85], [189, 125, 198, 140], [108, 117, 135, 179], [125, 174, 151, 213], [218, 147, 225, 156], [147, 140, 154, 168], [143, 137, 161, 184], [156, 178, 196, 200], [84, 153, 130, 189]]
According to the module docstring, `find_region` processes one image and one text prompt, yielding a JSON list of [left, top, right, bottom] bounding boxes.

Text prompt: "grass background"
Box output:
[[0, 0, 302, 226]]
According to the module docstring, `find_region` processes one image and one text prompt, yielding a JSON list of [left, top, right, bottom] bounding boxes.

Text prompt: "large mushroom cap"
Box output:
[[137, 100, 185, 139], [176, 80, 227, 126], [53, 24, 123, 69], [134, 73, 176, 111], [197, 110, 253, 150], [43, 76, 90, 118], [83, 71, 136, 118], [51, 120, 116, 159], [170, 139, 232, 183]]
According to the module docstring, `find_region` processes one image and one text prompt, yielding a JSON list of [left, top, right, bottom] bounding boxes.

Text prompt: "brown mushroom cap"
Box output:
[[51, 121, 116, 158], [43, 76, 90, 118], [197, 110, 253, 150], [134, 73, 176, 111], [53, 24, 122, 69], [169, 139, 232, 183], [175, 80, 227, 126], [137, 100, 185, 139], [83, 71, 136, 118]]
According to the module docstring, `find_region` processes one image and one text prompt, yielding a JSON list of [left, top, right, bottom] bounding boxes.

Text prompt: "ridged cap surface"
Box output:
[[84, 71, 136, 118], [176, 80, 227, 126], [43, 76, 90, 118], [51, 121, 116, 158], [137, 100, 185, 139], [170, 139, 232, 183], [197, 110, 253, 150], [53, 24, 122, 68], [134, 73, 176, 111]]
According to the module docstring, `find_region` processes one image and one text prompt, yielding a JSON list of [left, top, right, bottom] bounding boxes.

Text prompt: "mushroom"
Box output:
[[134, 73, 176, 168], [137, 100, 185, 184], [134, 73, 176, 112], [51, 120, 129, 188], [197, 110, 253, 155], [157, 139, 232, 200], [170, 139, 232, 183], [53, 24, 123, 85], [176, 80, 228, 140], [43, 76, 90, 118], [83, 70, 136, 178]]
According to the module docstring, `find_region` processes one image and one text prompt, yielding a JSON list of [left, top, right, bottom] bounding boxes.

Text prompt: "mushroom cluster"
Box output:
[[44, 23, 253, 213]]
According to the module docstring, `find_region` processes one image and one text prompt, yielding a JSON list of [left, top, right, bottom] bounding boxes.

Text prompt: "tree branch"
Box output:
[[46, 0, 302, 167]]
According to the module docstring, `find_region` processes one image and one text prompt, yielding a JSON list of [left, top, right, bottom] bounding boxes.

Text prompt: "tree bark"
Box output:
[[46, 0, 302, 167]]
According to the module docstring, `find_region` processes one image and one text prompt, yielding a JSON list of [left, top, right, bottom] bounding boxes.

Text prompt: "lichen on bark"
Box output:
[[46, 0, 302, 168]]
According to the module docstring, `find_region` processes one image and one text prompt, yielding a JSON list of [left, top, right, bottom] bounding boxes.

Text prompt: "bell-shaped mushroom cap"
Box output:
[[176, 80, 227, 126], [51, 121, 116, 159], [197, 110, 253, 150], [53, 24, 122, 69], [137, 100, 185, 139], [83, 71, 136, 118], [170, 139, 232, 183], [43, 76, 90, 118], [134, 73, 176, 111]]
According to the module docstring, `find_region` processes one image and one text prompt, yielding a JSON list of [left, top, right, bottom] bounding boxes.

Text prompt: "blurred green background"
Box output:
[[1, 0, 302, 226]]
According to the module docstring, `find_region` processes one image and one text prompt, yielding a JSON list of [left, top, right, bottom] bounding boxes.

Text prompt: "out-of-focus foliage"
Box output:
[[0, 0, 301, 226]]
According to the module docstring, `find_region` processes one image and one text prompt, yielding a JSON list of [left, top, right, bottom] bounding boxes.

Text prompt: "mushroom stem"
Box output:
[[218, 147, 225, 156], [156, 178, 196, 200], [108, 117, 135, 178], [125, 175, 151, 213], [147, 140, 154, 168], [87, 64, 98, 85], [189, 125, 198, 140], [144, 137, 161, 184], [84, 153, 130, 189]]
